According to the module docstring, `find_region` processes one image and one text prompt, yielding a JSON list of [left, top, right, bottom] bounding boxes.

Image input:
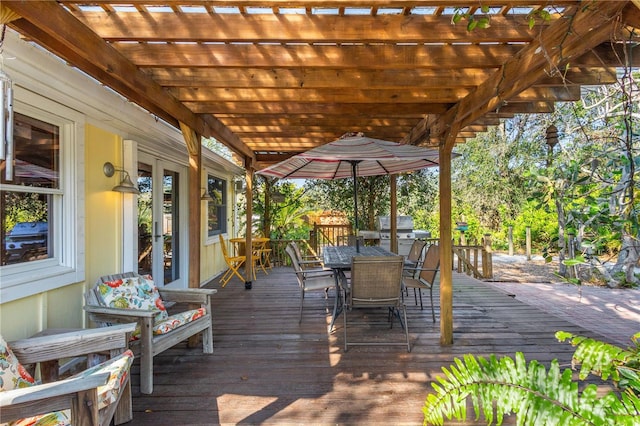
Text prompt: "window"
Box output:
[[1, 113, 58, 266], [0, 93, 84, 303], [206, 174, 226, 236]]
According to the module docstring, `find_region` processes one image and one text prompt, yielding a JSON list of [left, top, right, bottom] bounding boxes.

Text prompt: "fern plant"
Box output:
[[423, 331, 640, 425]]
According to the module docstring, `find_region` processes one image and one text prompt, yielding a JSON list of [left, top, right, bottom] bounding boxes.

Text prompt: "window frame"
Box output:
[[0, 88, 85, 303], [205, 173, 227, 239]]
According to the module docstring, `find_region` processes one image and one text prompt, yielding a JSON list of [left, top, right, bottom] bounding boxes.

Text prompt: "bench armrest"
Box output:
[[0, 373, 108, 424], [8, 324, 136, 364], [158, 288, 217, 304]]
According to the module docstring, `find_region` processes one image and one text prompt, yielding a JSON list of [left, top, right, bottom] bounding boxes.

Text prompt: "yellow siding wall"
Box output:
[[85, 125, 122, 283]]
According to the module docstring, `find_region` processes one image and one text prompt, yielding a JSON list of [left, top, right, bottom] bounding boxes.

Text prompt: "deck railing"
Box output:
[[271, 233, 493, 279]]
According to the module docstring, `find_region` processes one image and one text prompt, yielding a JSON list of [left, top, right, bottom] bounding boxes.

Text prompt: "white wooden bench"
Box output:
[[0, 323, 137, 425], [84, 272, 216, 394]]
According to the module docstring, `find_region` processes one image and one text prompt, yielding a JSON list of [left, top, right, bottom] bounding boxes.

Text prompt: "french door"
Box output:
[[136, 155, 185, 287]]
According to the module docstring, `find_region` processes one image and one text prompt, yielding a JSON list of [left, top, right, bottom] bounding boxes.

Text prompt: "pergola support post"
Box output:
[[244, 160, 254, 289], [390, 174, 398, 254]]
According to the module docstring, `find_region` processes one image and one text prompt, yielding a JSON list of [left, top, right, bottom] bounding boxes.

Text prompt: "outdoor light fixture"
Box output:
[[103, 161, 140, 194], [201, 188, 214, 201]]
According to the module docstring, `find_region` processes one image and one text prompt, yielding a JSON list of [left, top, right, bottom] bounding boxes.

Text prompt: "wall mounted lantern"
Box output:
[[201, 188, 214, 201], [103, 161, 140, 194]]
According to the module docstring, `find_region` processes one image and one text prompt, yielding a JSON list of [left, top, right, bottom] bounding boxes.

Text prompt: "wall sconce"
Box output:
[[201, 188, 214, 201], [103, 161, 140, 194]]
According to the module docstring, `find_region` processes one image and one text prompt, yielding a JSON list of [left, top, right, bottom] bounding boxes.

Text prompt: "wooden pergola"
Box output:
[[4, 0, 639, 344]]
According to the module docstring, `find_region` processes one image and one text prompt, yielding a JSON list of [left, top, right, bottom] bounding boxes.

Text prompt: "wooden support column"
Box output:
[[439, 123, 460, 345], [244, 160, 254, 289], [180, 122, 201, 290], [390, 174, 398, 254], [180, 122, 202, 349]]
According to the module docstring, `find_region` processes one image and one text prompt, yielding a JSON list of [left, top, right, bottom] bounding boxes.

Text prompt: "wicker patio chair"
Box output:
[[343, 255, 410, 352], [403, 243, 440, 322], [285, 243, 335, 323], [404, 239, 427, 272]]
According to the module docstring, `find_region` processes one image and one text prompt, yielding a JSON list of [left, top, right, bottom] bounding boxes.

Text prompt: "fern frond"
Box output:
[[556, 331, 640, 383], [423, 351, 637, 425]]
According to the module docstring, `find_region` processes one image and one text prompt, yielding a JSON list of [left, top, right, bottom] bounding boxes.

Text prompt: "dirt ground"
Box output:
[[488, 253, 564, 284]]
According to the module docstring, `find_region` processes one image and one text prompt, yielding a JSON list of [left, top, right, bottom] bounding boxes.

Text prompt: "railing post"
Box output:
[[568, 233, 576, 278], [482, 234, 493, 279], [526, 226, 531, 261], [311, 224, 318, 253], [508, 226, 514, 256]]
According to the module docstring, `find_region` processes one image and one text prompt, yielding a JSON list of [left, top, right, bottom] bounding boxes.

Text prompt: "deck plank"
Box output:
[[129, 266, 614, 425]]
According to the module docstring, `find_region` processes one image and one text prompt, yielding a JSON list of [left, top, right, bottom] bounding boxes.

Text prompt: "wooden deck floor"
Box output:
[[129, 266, 612, 425]]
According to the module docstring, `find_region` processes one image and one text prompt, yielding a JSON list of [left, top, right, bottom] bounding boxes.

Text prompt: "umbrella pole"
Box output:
[[351, 161, 360, 252]]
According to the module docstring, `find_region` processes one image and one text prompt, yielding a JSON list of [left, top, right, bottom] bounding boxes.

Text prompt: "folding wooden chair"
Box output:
[[219, 234, 246, 286]]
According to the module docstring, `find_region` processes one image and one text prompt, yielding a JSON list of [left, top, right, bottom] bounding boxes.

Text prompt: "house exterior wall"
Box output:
[[0, 29, 242, 340]]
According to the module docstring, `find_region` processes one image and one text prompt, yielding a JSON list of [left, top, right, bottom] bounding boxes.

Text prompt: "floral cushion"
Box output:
[[96, 275, 206, 341], [0, 335, 36, 392], [96, 274, 168, 322], [130, 307, 207, 341], [9, 349, 134, 426]]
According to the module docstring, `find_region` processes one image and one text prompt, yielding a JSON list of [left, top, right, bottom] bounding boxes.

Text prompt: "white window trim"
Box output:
[[204, 172, 228, 245], [0, 87, 85, 303]]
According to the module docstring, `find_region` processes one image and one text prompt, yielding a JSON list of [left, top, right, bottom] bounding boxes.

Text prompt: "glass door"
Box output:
[[136, 156, 183, 286]]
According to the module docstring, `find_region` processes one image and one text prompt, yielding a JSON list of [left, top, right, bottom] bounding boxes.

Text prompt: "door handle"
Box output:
[[154, 221, 161, 242]]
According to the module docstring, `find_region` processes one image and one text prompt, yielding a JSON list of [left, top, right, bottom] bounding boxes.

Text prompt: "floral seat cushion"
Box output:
[[96, 274, 168, 321], [0, 334, 36, 391], [96, 275, 205, 340], [0, 335, 133, 426]]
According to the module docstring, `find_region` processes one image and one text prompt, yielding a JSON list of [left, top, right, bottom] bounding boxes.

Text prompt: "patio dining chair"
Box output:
[[343, 255, 410, 352], [403, 243, 439, 322], [285, 244, 335, 323], [289, 240, 327, 271], [404, 239, 427, 273]]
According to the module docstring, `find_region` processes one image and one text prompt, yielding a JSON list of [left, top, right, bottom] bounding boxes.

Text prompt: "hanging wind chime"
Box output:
[[0, 23, 14, 181]]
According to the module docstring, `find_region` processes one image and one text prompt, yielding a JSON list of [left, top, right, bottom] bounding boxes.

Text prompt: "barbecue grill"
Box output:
[[377, 215, 415, 256]]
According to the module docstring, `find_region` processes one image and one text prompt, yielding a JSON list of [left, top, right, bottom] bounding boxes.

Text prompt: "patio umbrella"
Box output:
[[257, 132, 445, 233]]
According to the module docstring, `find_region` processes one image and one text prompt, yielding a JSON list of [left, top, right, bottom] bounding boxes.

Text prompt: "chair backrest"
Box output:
[[289, 241, 304, 263], [285, 244, 300, 271], [407, 239, 427, 264], [419, 244, 440, 285], [350, 256, 404, 306], [285, 244, 304, 286], [219, 234, 230, 258]]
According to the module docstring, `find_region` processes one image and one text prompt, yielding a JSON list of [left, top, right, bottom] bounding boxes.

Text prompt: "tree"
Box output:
[[249, 176, 314, 240], [451, 119, 546, 244], [531, 66, 640, 286], [304, 171, 439, 233]]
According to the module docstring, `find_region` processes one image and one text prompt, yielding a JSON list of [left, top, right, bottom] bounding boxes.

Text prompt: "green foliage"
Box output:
[[303, 169, 439, 233], [424, 332, 640, 425], [247, 178, 313, 240], [3, 192, 48, 232]]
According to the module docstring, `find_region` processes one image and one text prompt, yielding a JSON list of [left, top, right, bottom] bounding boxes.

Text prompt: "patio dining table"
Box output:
[[323, 245, 398, 331]]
